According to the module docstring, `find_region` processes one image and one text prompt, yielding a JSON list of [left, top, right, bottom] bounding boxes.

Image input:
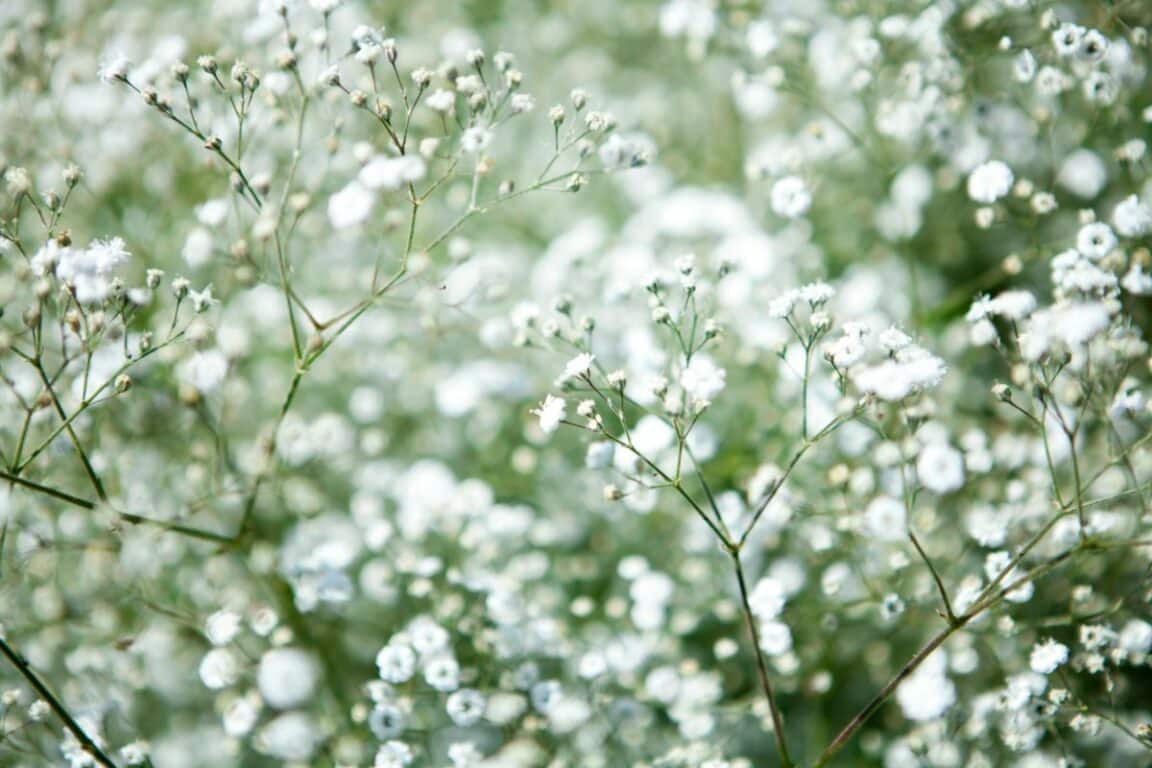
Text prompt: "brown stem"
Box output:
[[731, 549, 795, 768]]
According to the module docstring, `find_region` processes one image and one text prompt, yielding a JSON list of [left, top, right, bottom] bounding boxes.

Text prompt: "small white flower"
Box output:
[[1113, 194, 1152, 237], [205, 610, 242, 645], [425, 89, 456, 112], [189, 284, 217, 313], [446, 689, 486, 726], [864, 495, 906, 541], [258, 648, 318, 709], [680, 357, 726, 404], [461, 127, 492, 154], [98, 53, 131, 83], [1029, 639, 1069, 674], [374, 740, 414, 768], [533, 395, 566, 434], [563, 353, 595, 379], [423, 655, 461, 692], [328, 181, 374, 228], [376, 644, 416, 683], [1052, 23, 1085, 57], [966, 160, 1013, 204], [878, 327, 911, 352], [916, 442, 965, 495], [360, 155, 427, 191], [510, 93, 536, 114], [1075, 222, 1117, 261], [748, 577, 786, 620], [771, 175, 811, 219]]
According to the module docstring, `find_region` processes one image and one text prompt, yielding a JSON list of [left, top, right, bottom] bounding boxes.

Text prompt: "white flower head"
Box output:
[[967, 160, 1013, 204], [680, 356, 726, 405], [771, 175, 811, 219], [533, 395, 566, 435], [328, 181, 374, 228], [563, 353, 595, 380], [1029, 639, 1069, 674]]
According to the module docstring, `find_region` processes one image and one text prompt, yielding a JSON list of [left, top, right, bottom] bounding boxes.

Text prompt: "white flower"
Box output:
[[1122, 265, 1152, 295], [360, 155, 427, 191], [759, 621, 793, 656], [368, 704, 405, 739], [853, 345, 945, 401], [1113, 194, 1152, 237], [119, 742, 150, 766], [1052, 23, 1085, 57], [864, 495, 906, 541], [1013, 49, 1037, 82], [799, 281, 835, 305], [771, 176, 811, 218], [1075, 222, 1117, 261], [198, 648, 240, 689], [50, 236, 130, 304], [205, 610, 242, 645], [563, 353, 595, 379], [533, 395, 566, 434], [768, 291, 798, 319], [448, 742, 484, 768], [1057, 149, 1107, 199], [189, 284, 217, 313], [585, 441, 614, 468], [98, 53, 131, 83], [376, 644, 416, 683], [510, 93, 536, 114], [988, 290, 1036, 320], [878, 327, 911, 352], [748, 577, 786, 620], [895, 651, 956, 721], [966, 160, 1013, 204], [446, 689, 486, 726], [1119, 620, 1152, 655], [746, 20, 779, 58], [196, 198, 230, 226], [659, 0, 717, 40], [823, 323, 871, 367], [1029, 639, 1069, 674], [328, 181, 374, 228], [1019, 302, 1111, 361], [916, 442, 965, 495], [258, 648, 318, 709], [1078, 29, 1109, 63], [680, 357, 726, 404], [461, 127, 492, 154], [423, 655, 461, 692], [260, 712, 320, 762], [182, 227, 214, 267], [374, 740, 414, 768], [181, 349, 229, 393], [426, 88, 456, 112]]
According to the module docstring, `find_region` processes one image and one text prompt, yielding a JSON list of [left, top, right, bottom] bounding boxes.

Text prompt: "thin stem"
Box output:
[[0, 469, 95, 510], [0, 636, 118, 768], [908, 530, 956, 624], [731, 549, 794, 768]]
